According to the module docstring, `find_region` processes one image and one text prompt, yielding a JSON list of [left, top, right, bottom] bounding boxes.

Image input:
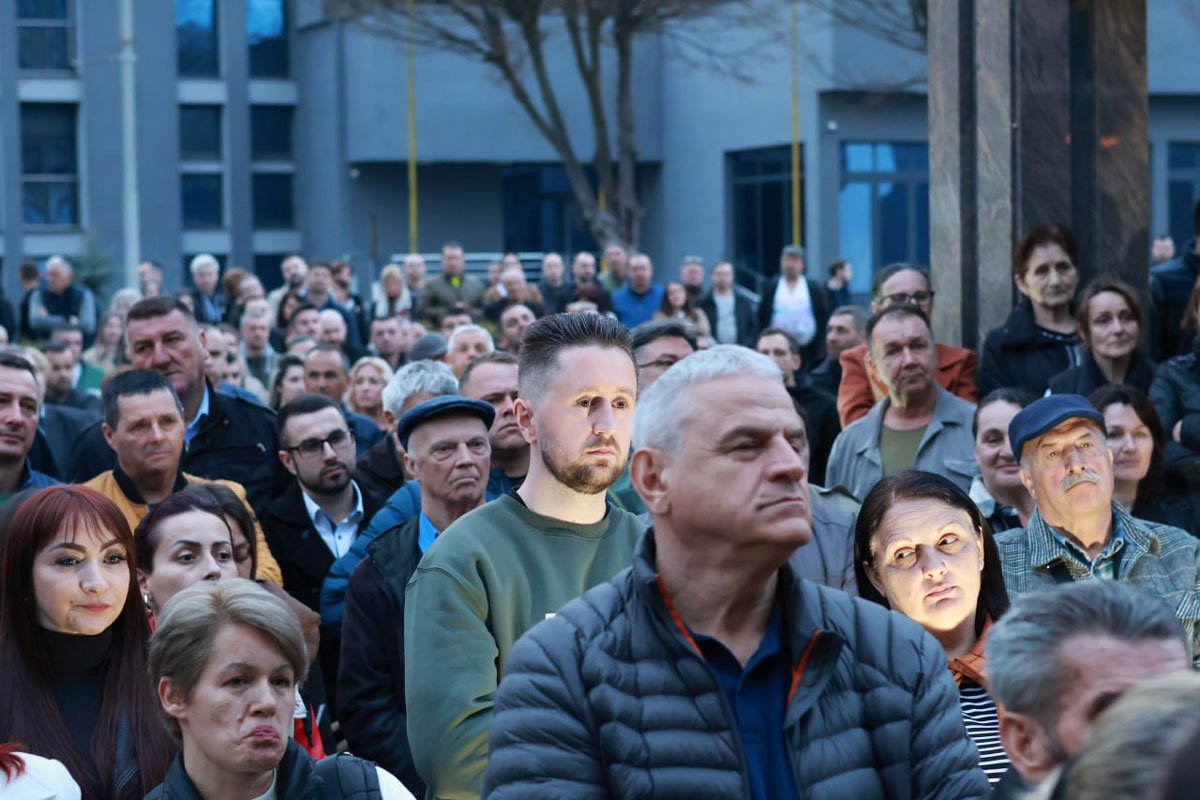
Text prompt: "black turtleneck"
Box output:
[[39, 626, 112, 777]]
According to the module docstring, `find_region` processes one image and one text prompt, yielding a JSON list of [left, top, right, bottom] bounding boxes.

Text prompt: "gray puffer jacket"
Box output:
[[484, 532, 989, 799]]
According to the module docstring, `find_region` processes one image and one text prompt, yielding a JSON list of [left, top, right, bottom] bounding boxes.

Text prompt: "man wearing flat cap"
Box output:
[[337, 395, 495, 795], [995, 393, 1200, 663]]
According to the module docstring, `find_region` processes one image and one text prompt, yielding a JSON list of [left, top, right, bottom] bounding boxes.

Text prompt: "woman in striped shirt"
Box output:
[[853, 470, 1012, 784]]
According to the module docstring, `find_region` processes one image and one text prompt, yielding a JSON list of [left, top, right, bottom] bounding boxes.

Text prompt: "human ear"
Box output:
[[402, 451, 420, 483], [102, 423, 115, 448], [999, 711, 1059, 784], [278, 450, 298, 477], [630, 449, 668, 515], [158, 677, 188, 721], [137, 570, 154, 613], [514, 398, 537, 446]]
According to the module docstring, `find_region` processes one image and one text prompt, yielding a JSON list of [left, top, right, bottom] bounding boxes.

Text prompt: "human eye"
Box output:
[[225, 675, 248, 688], [55, 555, 80, 567], [215, 546, 233, 562], [938, 533, 962, 549], [892, 547, 915, 564], [576, 397, 592, 408], [469, 439, 489, 452], [176, 551, 196, 564], [271, 675, 293, 688], [613, 397, 631, 410], [104, 550, 128, 565]]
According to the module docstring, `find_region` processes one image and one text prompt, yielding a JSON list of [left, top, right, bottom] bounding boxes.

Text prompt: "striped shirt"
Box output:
[[959, 679, 1009, 784]]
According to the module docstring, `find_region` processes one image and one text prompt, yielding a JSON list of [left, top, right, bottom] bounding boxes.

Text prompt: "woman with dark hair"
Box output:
[[1090, 384, 1200, 534], [1049, 278, 1155, 396], [854, 470, 1011, 784], [970, 388, 1037, 533], [270, 289, 305, 352], [269, 354, 308, 411], [184, 483, 259, 580], [134, 487, 237, 617], [653, 280, 711, 342], [978, 224, 1083, 396], [0, 485, 175, 799]]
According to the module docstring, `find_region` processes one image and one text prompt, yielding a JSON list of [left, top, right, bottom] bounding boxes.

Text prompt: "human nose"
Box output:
[[246, 678, 276, 714], [591, 400, 616, 434], [200, 551, 224, 581], [78, 560, 107, 594], [917, 546, 947, 578], [765, 435, 807, 482]]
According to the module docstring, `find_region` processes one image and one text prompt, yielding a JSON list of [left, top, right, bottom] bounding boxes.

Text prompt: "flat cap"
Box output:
[[1008, 393, 1106, 462], [396, 394, 496, 450], [409, 332, 448, 362]]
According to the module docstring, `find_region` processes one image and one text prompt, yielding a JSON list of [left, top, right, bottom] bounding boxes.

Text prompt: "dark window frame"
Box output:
[[179, 105, 223, 161], [1167, 142, 1200, 251], [181, 172, 224, 230], [250, 105, 293, 161], [21, 103, 79, 228], [727, 145, 805, 290], [252, 172, 295, 230], [16, 0, 75, 74], [176, 0, 220, 77], [247, 0, 290, 78]]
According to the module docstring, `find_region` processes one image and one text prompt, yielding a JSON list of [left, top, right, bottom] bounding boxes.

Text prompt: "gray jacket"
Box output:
[[826, 385, 977, 501], [789, 494, 857, 594], [484, 531, 990, 799]]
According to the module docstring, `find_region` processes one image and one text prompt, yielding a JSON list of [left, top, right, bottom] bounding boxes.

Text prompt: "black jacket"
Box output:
[[787, 378, 840, 486], [978, 301, 1080, 397], [30, 403, 99, 480], [68, 383, 280, 509], [1150, 239, 1200, 360], [46, 386, 102, 417], [697, 290, 758, 346], [808, 355, 842, 397], [355, 433, 407, 503], [145, 738, 382, 799], [1046, 351, 1156, 397], [338, 516, 426, 795], [756, 276, 831, 367], [1151, 343, 1200, 489], [0, 291, 15, 342]]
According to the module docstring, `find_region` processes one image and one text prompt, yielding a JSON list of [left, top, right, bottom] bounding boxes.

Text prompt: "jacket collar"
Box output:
[[948, 618, 991, 688], [854, 385, 964, 459], [113, 461, 188, 507], [1025, 501, 1154, 574]]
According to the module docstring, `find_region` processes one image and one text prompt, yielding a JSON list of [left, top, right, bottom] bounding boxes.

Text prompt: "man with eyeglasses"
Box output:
[[836, 263, 979, 426]]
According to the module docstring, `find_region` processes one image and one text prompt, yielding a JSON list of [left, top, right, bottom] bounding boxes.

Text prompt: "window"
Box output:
[[181, 174, 223, 228], [248, 0, 288, 77], [838, 142, 930, 296], [251, 106, 292, 160], [17, 0, 73, 72], [253, 174, 294, 229], [1168, 143, 1200, 251], [254, 254, 287, 292], [177, 0, 218, 76], [500, 165, 598, 255], [728, 146, 804, 285], [21, 104, 78, 227], [179, 106, 222, 160]]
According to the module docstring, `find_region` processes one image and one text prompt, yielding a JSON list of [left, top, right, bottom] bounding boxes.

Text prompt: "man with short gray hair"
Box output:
[[188, 253, 226, 325], [29, 255, 98, 342], [485, 345, 988, 798], [985, 580, 1191, 797]]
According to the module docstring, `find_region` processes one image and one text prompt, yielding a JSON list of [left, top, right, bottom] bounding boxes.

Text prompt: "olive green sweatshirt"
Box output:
[[403, 493, 646, 799]]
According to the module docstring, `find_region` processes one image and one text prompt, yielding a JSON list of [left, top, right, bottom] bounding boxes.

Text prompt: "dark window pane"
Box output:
[[254, 254, 287, 292], [253, 173, 293, 229], [1168, 143, 1200, 171], [23, 181, 77, 226], [838, 181, 873, 296], [21, 104, 76, 174], [182, 173, 223, 228], [729, 145, 802, 283], [180, 105, 222, 160], [248, 0, 288, 77], [915, 180, 930, 264], [877, 181, 910, 264], [177, 0, 218, 76], [1169, 180, 1199, 253], [499, 164, 598, 255], [18, 26, 71, 70], [17, 0, 67, 18], [251, 106, 292, 160]]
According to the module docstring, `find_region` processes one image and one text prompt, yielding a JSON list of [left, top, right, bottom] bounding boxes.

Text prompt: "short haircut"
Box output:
[[134, 486, 230, 575], [870, 262, 930, 302], [1076, 277, 1144, 346], [984, 580, 1186, 725], [827, 259, 849, 278], [633, 344, 781, 454], [287, 303, 319, 330], [517, 313, 635, 402], [829, 304, 869, 332], [447, 324, 495, 355], [756, 326, 801, 356], [41, 341, 73, 357], [0, 352, 38, 383], [102, 368, 183, 429], [276, 392, 344, 445], [189, 253, 219, 275], [308, 260, 332, 274], [18, 260, 39, 281], [781, 244, 806, 260], [304, 342, 351, 373], [50, 322, 84, 337], [972, 387, 1036, 437], [865, 304, 931, 348], [458, 351, 518, 395], [1014, 224, 1077, 278], [442, 240, 462, 251], [147, 579, 307, 740], [127, 295, 196, 327], [630, 319, 699, 358], [381, 360, 459, 419]]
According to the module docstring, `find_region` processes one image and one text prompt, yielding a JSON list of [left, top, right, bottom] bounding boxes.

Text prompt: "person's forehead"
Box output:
[[1028, 242, 1069, 267], [470, 361, 518, 388], [119, 389, 180, 418], [1035, 418, 1103, 448], [878, 498, 974, 546], [641, 336, 693, 359], [701, 378, 800, 434], [828, 313, 856, 328], [455, 331, 490, 348], [713, 263, 732, 274], [286, 406, 345, 436], [1059, 634, 1188, 691], [881, 269, 928, 295], [0, 366, 38, 396], [46, 349, 73, 362], [977, 401, 1021, 435], [757, 333, 791, 352], [306, 350, 344, 371], [546, 346, 636, 392], [128, 311, 189, 339], [412, 413, 489, 443], [872, 314, 930, 343]]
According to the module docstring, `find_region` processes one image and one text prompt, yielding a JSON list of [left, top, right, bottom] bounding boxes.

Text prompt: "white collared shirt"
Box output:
[[301, 481, 364, 559]]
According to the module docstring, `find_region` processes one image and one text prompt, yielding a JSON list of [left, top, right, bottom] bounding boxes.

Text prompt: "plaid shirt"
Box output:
[[995, 502, 1200, 664]]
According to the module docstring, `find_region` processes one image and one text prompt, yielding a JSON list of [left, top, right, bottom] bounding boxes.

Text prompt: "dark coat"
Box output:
[[756, 276, 832, 367], [355, 433, 407, 503], [188, 288, 228, 326], [697, 289, 758, 346], [0, 291, 15, 342], [1150, 239, 1200, 360], [787, 378, 840, 486], [46, 386, 102, 417], [338, 516, 426, 796], [1150, 343, 1200, 487], [978, 301, 1080, 397], [30, 403, 99, 479], [68, 383, 281, 509], [808, 355, 842, 397], [484, 532, 990, 799], [1046, 351, 1156, 397], [344, 408, 384, 456]]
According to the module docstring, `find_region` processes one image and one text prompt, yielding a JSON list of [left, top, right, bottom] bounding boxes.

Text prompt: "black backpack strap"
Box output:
[[313, 753, 383, 800]]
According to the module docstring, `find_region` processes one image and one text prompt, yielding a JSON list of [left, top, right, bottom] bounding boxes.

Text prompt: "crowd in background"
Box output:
[[0, 199, 1199, 798]]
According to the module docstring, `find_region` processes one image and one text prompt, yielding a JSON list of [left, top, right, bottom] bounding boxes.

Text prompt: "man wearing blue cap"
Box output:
[[995, 393, 1200, 663], [338, 394, 495, 795]]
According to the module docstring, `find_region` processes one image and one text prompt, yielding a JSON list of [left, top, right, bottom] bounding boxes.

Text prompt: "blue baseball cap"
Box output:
[[1008, 394, 1107, 462], [396, 395, 496, 450]]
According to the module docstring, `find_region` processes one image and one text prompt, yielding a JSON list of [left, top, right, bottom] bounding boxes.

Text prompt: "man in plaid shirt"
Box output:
[[995, 394, 1200, 663]]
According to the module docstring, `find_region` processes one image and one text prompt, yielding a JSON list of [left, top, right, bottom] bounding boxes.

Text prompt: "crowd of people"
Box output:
[[0, 200, 1199, 799]]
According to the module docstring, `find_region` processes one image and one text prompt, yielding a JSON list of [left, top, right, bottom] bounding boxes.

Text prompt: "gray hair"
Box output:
[[985, 581, 1187, 724], [632, 344, 782, 454], [447, 324, 495, 355], [45, 254, 72, 273], [111, 287, 143, 311], [1063, 672, 1200, 800], [381, 360, 458, 419], [147, 579, 307, 740], [189, 253, 219, 276]]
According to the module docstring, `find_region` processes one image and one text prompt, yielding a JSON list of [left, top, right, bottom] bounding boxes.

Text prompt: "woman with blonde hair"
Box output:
[[347, 356, 395, 429], [372, 263, 413, 320]]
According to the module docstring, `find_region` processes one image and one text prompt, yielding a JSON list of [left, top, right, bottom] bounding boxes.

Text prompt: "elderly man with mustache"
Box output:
[[995, 394, 1200, 664]]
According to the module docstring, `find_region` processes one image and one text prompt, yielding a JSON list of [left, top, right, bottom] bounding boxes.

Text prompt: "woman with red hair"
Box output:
[[0, 485, 174, 799]]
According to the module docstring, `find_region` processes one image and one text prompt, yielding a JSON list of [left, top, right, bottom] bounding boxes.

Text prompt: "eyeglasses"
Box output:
[[882, 290, 935, 307], [283, 428, 355, 459]]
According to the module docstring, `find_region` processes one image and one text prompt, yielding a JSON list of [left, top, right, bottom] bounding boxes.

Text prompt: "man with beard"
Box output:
[[404, 313, 647, 799], [267, 254, 308, 319], [826, 305, 977, 501]]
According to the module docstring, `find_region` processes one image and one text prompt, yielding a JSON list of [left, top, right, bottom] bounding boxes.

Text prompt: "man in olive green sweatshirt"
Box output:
[[404, 313, 648, 799]]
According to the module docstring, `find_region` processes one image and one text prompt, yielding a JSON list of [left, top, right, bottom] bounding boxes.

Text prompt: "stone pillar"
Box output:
[[929, 0, 1148, 352]]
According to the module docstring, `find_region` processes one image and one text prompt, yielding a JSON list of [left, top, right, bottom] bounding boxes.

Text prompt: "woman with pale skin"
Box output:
[[653, 280, 711, 343], [0, 486, 174, 798], [347, 357, 395, 429], [82, 311, 124, 371], [270, 355, 308, 411], [970, 388, 1036, 533], [855, 471, 1012, 784], [1048, 279, 1154, 396], [145, 580, 412, 799]]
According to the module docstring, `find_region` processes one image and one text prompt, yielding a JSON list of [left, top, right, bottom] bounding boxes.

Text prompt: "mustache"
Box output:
[[584, 435, 620, 452], [1060, 470, 1102, 491]]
